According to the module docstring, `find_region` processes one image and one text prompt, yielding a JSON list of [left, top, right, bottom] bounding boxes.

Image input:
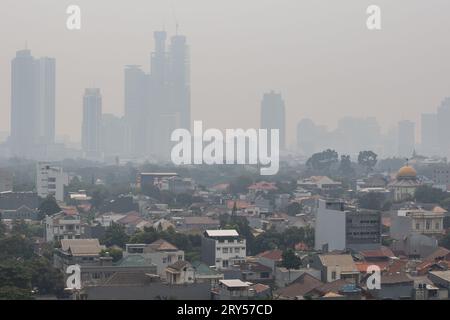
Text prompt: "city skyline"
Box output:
[[1, 1, 450, 148]]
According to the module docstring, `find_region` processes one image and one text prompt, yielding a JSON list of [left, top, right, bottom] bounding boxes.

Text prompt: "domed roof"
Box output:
[[397, 165, 417, 179]]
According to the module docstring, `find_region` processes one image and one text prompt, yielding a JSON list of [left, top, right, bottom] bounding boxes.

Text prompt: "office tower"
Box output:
[[10, 50, 56, 159], [260, 91, 286, 150], [101, 114, 126, 158], [437, 98, 450, 157], [81, 88, 102, 159], [35, 57, 56, 145], [36, 162, 68, 202], [169, 34, 191, 130], [124, 65, 150, 157], [297, 118, 329, 156], [398, 120, 415, 158], [421, 113, 438, 156], [10, 50, 38, 158]]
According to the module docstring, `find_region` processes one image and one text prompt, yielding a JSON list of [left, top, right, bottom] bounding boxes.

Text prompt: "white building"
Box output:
[[36, 162, 69, 202], [45, 211, 84, 242], [201, 230, 246, 270]]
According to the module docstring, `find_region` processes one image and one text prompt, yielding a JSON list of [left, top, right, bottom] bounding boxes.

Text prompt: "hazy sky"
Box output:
[[1, 0, 450, 147]]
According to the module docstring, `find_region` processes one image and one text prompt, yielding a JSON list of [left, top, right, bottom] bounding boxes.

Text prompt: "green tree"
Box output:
[[358, 151, 378, 173], [306, 149, 339, 172], [0, 286, 33, 300], [439, 232, 450, 250], [286, 202, 302, 216], [38, 195, 61, 218], [100, 248, 123, 263], [415, 186, 447, 203], [282, 249, 301, 269], [339, 155, 354, 177], [230, 176, 254, 194], [100, 222, 129, 248]]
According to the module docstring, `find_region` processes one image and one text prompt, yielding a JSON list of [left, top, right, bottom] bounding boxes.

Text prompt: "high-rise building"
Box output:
[[10, 50, 38, 158], [35, 57, 56, 145], [437, 98, 450, 157], [124, 65, 150, 157], [398, 120, 415, 158], [10, 50, 56, 159], [81, 88, 102, 160], [420, 113, 438, 156], [169, 34, 191, 130], [260, 91, 286, 150]]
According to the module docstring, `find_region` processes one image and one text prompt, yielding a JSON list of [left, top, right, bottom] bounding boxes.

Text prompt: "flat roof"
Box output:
[[219, 279, 250, 288], [205, 230, 239, 237]]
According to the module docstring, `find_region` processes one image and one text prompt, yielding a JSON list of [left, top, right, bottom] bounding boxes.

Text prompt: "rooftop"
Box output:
[[205, 230, 239, 237]]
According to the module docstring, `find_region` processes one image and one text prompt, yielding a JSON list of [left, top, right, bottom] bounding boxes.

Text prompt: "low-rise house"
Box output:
[[191, 261, 224, 286], [274, 267, 322, 288], [213, 279, 258, 300], [165, 260, 195, 285], [124, 240, 185, 277], [116, 211, 151, 235], [427, 271, 450, 299], [256, 249, 283, 272], [312, 253, 360, 283], [273, 273, 323, 300], [54, 238, 106, 271], [368, 273, 414, 300], [297, 176, 342, 192], [177, 216, 220, 233]]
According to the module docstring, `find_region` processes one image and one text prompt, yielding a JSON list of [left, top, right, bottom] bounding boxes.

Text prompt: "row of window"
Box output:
[[415, 222, 440, 230], [217, 247, 245, 254]]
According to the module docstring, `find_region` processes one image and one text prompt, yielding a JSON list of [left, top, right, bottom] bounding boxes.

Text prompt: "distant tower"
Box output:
[[10, 49, 38, 158], [397, 120, 415, 158], [169, 34, 191, 130], [82, 88, 102, 160], [437, 98, 450, 157], [35, 57, 56, 145], [261, 91, 286, 150], [124, 65, 149, 157], [420, 113, 438, 156]]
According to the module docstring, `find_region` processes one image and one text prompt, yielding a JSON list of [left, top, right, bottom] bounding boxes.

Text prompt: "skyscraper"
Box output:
[[10, 50, 38, 158], [437, 98, 450, 157], [10, 50, 56, 159], [261, 91, 286, 150], [420, 113, 438, 156], [398, 120, 415, 158], [35, 57, 56, 145], [124, 65, 150, 157], [82, 88, 102, 160], [169, 34, 191, 130]]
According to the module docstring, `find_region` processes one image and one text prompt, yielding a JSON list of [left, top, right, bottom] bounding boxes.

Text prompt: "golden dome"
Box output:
[[397, 165, 417, 178]]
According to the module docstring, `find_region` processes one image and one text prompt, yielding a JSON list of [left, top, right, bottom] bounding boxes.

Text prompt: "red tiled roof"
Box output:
[[248, 182, 278, 191], [359, 246, 395, 259], [257, 249, 283, 261], [355, 261, 390, 273], [295, 242, 310, 251]]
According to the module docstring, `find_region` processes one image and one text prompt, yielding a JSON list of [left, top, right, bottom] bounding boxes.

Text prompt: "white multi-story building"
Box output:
[[201, 230, 246, 270], [36, 162, 69, 202], [45, 211, 84, 242]]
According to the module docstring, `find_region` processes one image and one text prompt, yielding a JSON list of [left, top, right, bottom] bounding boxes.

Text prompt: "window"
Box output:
[[178, 255, 183, 261], [435, 222, 440, 230], [426, 221, 431, 230], [235, 248, 240, 253], [223, 248, 228, 254], [222, 260, 229, 268], [416, 223, 420, 230], [331, 271, 337, 280]]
